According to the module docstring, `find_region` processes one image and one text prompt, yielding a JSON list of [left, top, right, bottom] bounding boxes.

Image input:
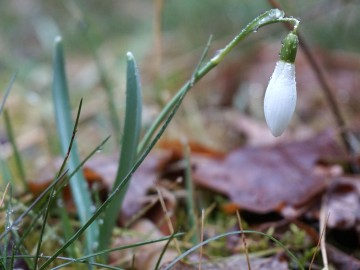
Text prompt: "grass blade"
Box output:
[[9, 255, 124, 270], [3, 185, 13, 269], [3, 110, 27, 190], [33, 98, 84, 269], [183, 142, 198, 245], [33, 188, 56, 270], [58, 200, 76, 255], [12, 230, 34, 269], [0, 72, 17, 185], [99, 52, 142, 253], [162, 230, 304, 270], [154, 232, 178, 270], [13, 136, 110, 251], [0, 156, 12, 185], [0, 72, 17, 115], [0, 170, 68, 241], [51, 233, 183, 269], [4, 235, 183, 270], [52, 36, 98, 254]]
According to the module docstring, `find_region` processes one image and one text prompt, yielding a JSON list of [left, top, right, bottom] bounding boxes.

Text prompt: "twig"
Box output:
[[156, 187, 181, 255], [320, 198, 330, 270], [309, 207, 329, 270], [0, 183, 10, 208], [236, 211, 251, 270], [199, 209, 205, 270], [183, 140, 198, 245]]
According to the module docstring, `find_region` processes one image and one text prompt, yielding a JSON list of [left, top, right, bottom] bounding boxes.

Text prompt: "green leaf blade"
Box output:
[[99, 52, 142, 253], [52, 36, 99, 254]]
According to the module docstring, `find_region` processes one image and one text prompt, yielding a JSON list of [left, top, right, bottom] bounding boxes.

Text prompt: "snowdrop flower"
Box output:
[[264, 32, 298, 137]]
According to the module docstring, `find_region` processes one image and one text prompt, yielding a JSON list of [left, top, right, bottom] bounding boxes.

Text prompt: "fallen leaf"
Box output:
[[74, 150, 175, 223], [325, 176, 360, 230], [30, 147, 182, 226], [224, 109, 281, 146], [192, 131, 344, 215], [158, 139, 225, 159], [326, 243, 360, 270], [110, 219, 178, 269]]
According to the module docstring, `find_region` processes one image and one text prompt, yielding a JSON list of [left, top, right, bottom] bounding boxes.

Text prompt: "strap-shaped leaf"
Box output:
[[52, 36, 98, 254], [99, 52, 142, 253]]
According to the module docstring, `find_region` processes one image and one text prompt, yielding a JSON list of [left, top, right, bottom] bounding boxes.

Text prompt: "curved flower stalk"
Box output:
[[264, 32, 299, 137]]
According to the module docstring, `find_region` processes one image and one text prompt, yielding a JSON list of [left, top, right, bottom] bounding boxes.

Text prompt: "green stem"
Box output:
[[184, 143, 198, 245], [137, 9, 299, 155], [0, 72, 17, 115], [3, 110, 27, 190]]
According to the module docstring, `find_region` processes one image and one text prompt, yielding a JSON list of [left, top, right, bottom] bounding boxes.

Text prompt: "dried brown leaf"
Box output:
[[193, 131, 344, 215], [325, 177, 360, 230]]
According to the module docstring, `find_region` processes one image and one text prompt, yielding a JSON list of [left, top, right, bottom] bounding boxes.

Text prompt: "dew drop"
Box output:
[[92, 241, 99, 250], [57, 199, 64, 207], [11, 225, 19, 231], [256, 9, 285, 28], [269, 9, 285, 20], [90, 205, 96, 213]]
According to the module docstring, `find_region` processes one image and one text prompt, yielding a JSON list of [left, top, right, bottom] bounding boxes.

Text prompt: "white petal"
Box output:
[[264, 61, 296, 137]]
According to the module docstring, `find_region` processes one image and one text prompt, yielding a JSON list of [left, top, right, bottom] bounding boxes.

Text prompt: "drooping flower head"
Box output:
[[264, 32, 299, 137]]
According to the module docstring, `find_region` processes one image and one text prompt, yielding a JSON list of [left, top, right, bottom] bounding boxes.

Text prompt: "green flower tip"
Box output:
[[279, 32, 298, 63]]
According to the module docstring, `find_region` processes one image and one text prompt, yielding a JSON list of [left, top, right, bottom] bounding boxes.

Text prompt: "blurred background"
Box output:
[[1, 0, 360, 179]]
